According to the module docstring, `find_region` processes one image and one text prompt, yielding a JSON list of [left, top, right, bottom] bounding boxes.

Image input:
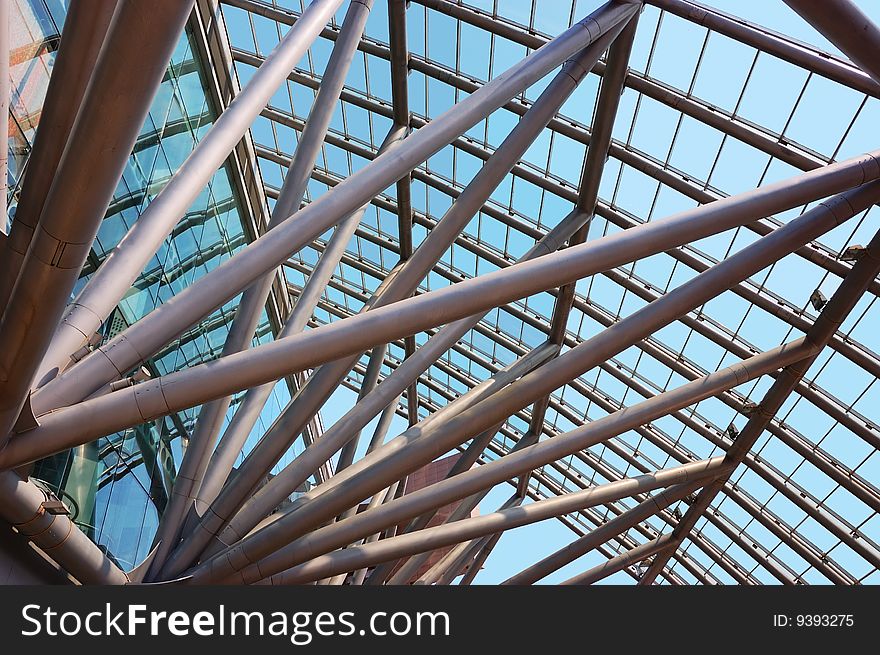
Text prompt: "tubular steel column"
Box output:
[[388, 0, 419, 425], [639, 225, 880, 586], [34, 0, 345, 385], [503, 482, 703, 584], [0, 471, 128, 584], [0, 0, 194, 444], [29, 0, 640, 416], [0, 0, 117, 313]]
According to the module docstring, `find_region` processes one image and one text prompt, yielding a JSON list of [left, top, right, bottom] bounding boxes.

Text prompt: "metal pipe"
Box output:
[[34, 0, 345, 386], [29, 0, 640, 415], [335, 343, 387, 473], [0, 0, 194, 442], [13, 151, 880, 466], [562, 533, 675, 585], [185, 334, 810, 584], [217, 458, 725, 585], [0, 471, 128, 584], [782, 0, 880, 85], [639, 224, 880, 585], [504, 482, 702, 584], [0, 0, 117, 313]]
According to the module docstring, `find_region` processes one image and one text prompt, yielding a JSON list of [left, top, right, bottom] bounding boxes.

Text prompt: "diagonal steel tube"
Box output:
[[28, 0, 639, 419], [781, 0, 880, 85], [178, 179, 875, 583], [503, 481, 703, 584], [34, 0, 345, 386], [0, 0, 194, 443], [459, 531, 504, 585], [638, 225, 880, 585], [6, 155, 880, 467], [562, 533, 675, 585]]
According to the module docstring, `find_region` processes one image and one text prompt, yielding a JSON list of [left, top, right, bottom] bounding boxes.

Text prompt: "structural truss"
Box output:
[[2, 0, 880, 585]]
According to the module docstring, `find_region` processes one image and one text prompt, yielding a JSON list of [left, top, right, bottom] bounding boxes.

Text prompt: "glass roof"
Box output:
[[215, 0, 880, 585], [4, 0, 880, 586]]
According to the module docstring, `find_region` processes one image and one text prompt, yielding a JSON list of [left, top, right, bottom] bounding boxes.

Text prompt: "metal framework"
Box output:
[[1, 0, 880, 586]]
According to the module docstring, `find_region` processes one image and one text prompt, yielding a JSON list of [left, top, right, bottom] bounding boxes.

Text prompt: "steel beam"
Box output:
[[192, 127, 405, 523], [0, 0, 117, 311]]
